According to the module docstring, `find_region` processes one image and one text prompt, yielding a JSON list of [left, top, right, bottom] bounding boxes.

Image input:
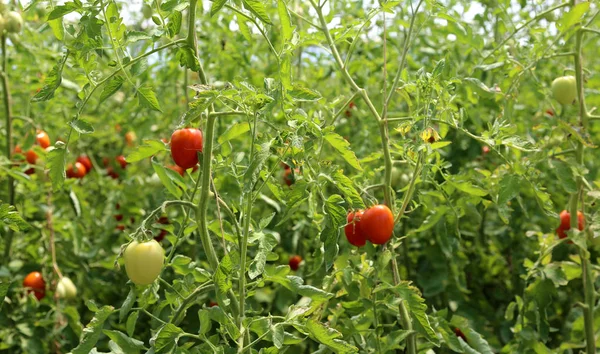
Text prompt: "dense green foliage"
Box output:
[[1, 0, 600, 353]]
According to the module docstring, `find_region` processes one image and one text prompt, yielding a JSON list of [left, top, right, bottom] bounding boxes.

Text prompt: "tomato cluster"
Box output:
[[344, 204, 395, 246], [556, 210, 584, 241]]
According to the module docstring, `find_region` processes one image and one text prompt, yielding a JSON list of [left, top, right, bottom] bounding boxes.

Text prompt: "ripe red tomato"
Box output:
[[116, 225, 125, 231], [482, 146, 490, 155], [209, 301, 218, 307], [344, 210, 366, 247], [23, 271, 45, 300], [14, 145, 22, 154], [116, 155, 127, 169], [25, 168, 35, 175], [25, 150, 38, 164], [168, 165, 185, 176], [77, 155, 92, 171], [170, 128, 203, 169], [115, 214, 123, 221], [361, 204, 395, 245], [556, 210, 584, 239], [36, 130, 50, 148], [66, 162, 87, 178], [289, 255, 302, 271], [283, 168, 299, 186]]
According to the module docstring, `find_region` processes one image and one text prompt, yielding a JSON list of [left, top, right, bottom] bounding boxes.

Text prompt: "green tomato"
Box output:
[[56, 277, 77, 299], [551, 76, 576, 105], [5, 11, 22, 33], [123, 240, 164, 285]]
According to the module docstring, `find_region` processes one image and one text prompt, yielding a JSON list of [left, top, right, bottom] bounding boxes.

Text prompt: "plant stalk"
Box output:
[[2, 34, 14, 264]]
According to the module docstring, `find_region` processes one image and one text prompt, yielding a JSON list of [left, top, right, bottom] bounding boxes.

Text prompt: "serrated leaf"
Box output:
[[152, 160, 182, 198], [244, 140, 272, 193], [103, 330, 144, 353], [451, 181, 488, 197], [119, 287, 136, 323], [152, 324, 183, 353], [498, 174, 521, 205], [208, 306, 241, 341], [47, 146, 66, 190], [48, 18, 65, 40], [31, 54, 67, 102], [0, 204, 29, 232], [137, 85, 162, 112], [288, 84, 321, 101], [305, 319, 358, 353], [242, 0, 272, 25], [324, 133, 362, 171], [71, 305, 114, 354], [69, 119, 94, 134], [218, 122, 250, 144], [211, 0, 228, 16], [47, 1, 82, 20], [99, 76, 124, 103], [0, 281, 11, 311]]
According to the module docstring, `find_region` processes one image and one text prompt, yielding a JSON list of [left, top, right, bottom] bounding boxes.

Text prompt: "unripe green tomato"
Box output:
[[142, 4, 152, 19], [56, 277, 77, 299], [391, 167, 402, 186], [5, 11, 22, 33], [123, 240, 164, 285], [551, 76, 576, 105]]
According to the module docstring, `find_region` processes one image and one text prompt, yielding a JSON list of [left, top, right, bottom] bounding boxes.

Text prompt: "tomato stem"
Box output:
[[1, 34, 14, 264]]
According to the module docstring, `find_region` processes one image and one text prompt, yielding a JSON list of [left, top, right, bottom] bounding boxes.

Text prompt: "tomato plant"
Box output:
[[1, 1, 600, 353]]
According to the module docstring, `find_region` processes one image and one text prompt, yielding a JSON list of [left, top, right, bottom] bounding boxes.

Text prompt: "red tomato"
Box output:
[[281, 162, 290, 170], [155, 229, 167, 242], [25, 150, 38, 164], [116, 155, 127, 169], [23, 271, 45, 300], [170, 128, 203, 169], [361, 204, 395, 245], [161, 138, 169, 144], [209, 301, 218, 307], [36, 130, 50, 148], [168, 165, 185, 176], [482, 146, 490, 154], [556, 210, 584, 239], [344, 210, 366, 247], [545, 109, 555, 117], [14, 145, 22, 154], [115, 214, 123, 221], [76, 155, 92, 171], [289, 255, 302, 271], [66, 162, 87, 179], [25, 168, 35, 175], [283, 168, 299, 186], [116, 225, 125, 231], [102, 157, 110, 167]]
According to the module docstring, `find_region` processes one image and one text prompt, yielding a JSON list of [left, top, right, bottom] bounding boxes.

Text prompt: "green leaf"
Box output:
[[152, 160, 182, 198], [244, 140, 272, 193], [331, 170, 365, 209], [208, 306, 241, 341], [218, 122, 250, 144], [48, 18, 65, 41], [31, 54, 67, 102], [47, 146, 67, 190], [0, 281, 11, 311], [324, 132, 362, 171], [288, 84, 322, 101], [552, 160, 577, 194], [451, 181, 488, 197], [69, 119, 95, 134], [99, 76, 124, 103], [249, 232, 278, 279], [127, 140, 167, 163], [47, 1, 82, 20], [103, 330, 145, 353], [152, 323, 183, 353], [167, 11, 182, 38], [106, 2, 126, 44], [557, 2, 589, 32], [119, 286, 136, 323], [0, 204, 29, 232], [211, 0, 228, 16], [322, 194, 346, 270], [497, 174, 520, 206], [393, 282, 439, 345], [126, 311, 139, 337], [242, 0, 272, 25], [305, 319, 358, 353], [214, 253, 234, 309], [71, 305, 114, 354], [137, 85, 162, 112], [277, 0, 293, 42], [176, 47, 200, 72], [415, 207, 448, 233], [463, 77, 501, 95]]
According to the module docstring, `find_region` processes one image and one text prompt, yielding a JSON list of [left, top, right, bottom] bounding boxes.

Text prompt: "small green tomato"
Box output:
[[56, 277, 77, 299], [551, 76, 576, 105]]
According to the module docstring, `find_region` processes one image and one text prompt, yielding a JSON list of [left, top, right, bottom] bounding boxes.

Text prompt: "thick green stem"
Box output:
[[2, 35, 14, 264], [572, 24, 595, 354]]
